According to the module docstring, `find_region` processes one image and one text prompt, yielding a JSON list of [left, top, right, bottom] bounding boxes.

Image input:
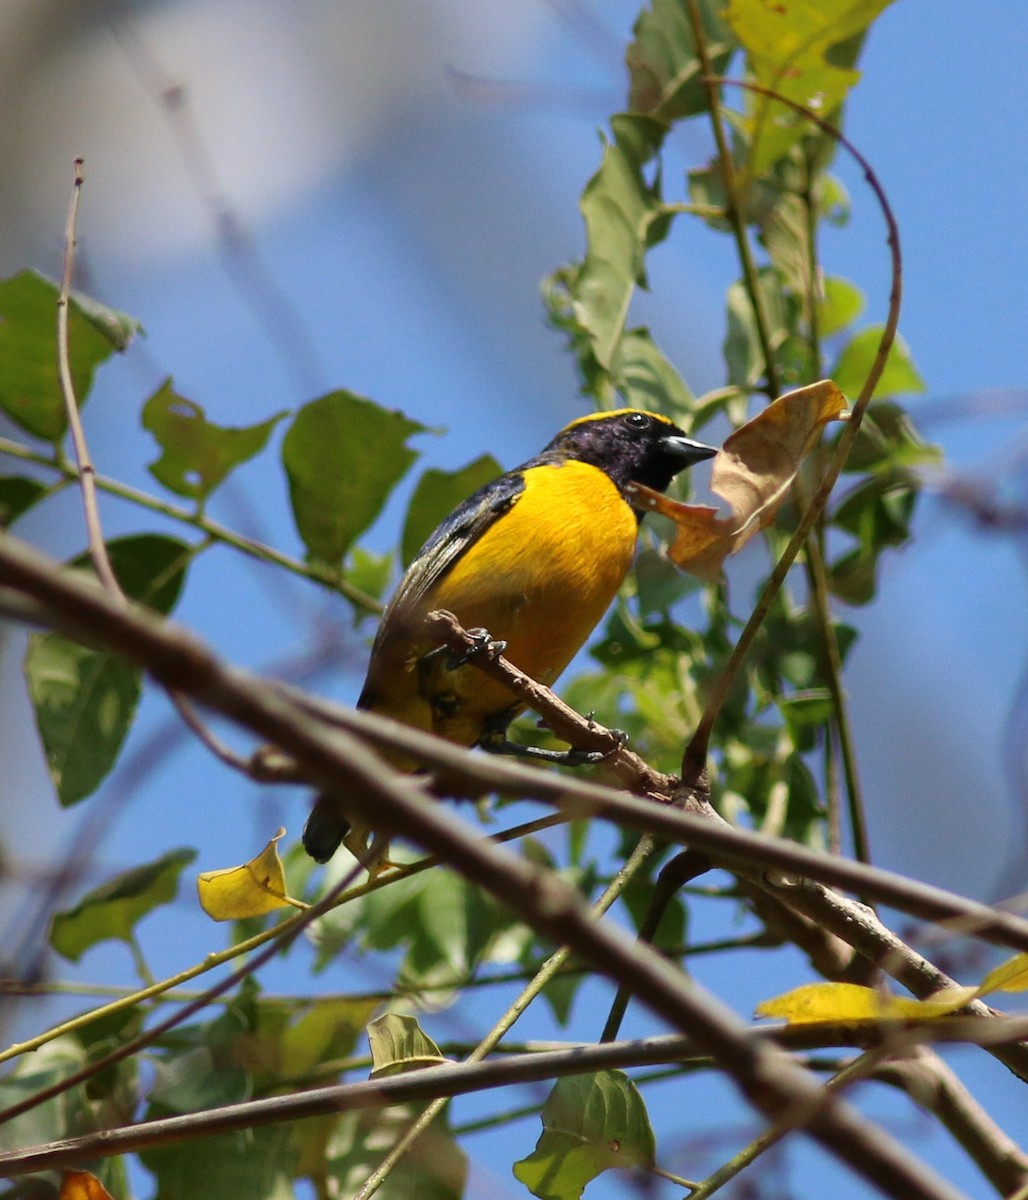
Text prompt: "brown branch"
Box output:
[[875, 1047, 1028, 1196], [0, 534, 968, 1200], [2, 1020, 1025, 1179], [423, 608, 680, 799], [3, 555, 1028, 961]]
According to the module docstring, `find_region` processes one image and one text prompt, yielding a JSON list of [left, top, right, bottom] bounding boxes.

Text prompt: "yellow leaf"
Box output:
[[61, 1171, 116, 1200], [977, 952, 1028, 996], [628, 380, 848, 582], [197, 829, 307, 921], [756, 981, 972, 1025]]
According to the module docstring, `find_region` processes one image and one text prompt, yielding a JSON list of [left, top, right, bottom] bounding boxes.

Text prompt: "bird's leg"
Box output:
[[444, 626, 508, 670], [478, 715, 626, 766]]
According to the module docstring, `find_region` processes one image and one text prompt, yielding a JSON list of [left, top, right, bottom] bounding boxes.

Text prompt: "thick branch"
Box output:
[[1, 1021, 1025, 1178], [0, 531, 969, 1200]]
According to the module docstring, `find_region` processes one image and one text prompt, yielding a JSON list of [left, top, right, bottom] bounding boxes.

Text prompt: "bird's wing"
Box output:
[[358, 470, 525, 703]]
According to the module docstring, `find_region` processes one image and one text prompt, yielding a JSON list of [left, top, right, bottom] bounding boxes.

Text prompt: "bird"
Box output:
[[303, 408, 717, 864]]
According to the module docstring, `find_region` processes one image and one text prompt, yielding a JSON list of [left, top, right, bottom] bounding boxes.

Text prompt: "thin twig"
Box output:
[[0, 536, 976, 1200], [353, 835, 660, 1198], [56, 158, 124, 602], [684, 79, 904, 780], [0, 434, 382, 612]]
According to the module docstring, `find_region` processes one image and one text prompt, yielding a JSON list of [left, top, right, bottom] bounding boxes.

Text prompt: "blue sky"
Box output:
[[1, 2, 1026, 1197]]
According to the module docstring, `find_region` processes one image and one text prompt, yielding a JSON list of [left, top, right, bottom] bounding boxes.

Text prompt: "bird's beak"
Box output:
[[663, 434, 719, 467]]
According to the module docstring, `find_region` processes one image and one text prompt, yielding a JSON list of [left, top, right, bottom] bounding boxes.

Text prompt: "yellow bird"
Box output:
[[304, 408, 716, 862]]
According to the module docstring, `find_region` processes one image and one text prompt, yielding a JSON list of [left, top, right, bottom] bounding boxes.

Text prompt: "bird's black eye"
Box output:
[[625, 412, 651, 431]]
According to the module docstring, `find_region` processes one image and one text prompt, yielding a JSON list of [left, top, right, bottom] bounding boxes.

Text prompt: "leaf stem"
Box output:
[[0, 435, 381, 612], [686, 0, 781, 401]]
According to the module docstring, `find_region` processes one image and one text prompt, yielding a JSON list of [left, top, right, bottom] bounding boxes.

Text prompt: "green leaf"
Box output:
[[725, 0, 895, 173], [282, 997, 380, 1080], [818, 276, 865, 337], [343, 546, 394, 606], [611, 328, 695, 421], [830, 326, 926, 400], [282, 392, 428, 567], [140, 1123, 296, 1200], [513, 1072, 656, 1200], [840, 401, 940, 473], [25, 535, 192, 805], [367, 1013, 447, 1078], [68, 287, 144, 351], [0, 1036, 126, 1195], [724, 269, 803, 390], [142, 379, 286, 503], [49, 848, 196, 962], [573, 115, 669, 370], [401, 455, 501, 567], [324, 1108, 467, 1200], [829, 476, 918, 605], [626, 0, 735, 121], [0, 476, 47, 528], [0, 271, 129, 441]]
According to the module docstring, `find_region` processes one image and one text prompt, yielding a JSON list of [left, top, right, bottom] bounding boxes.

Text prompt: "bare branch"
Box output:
[[56, 158, 124, 603], [0, 533, 977, 1200], [2, 1021, 1025, 1180]]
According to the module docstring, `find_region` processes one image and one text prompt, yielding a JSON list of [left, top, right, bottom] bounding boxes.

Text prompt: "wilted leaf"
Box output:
[[367, 1013, 447, 1078], [142, 379, 286, 503], [0, 271, 132, 441], [198, 830, 305, 921], [756, 981, 976, 1024], [60, 1172, 115, 1200], [401, 455, 501, 567], [513, 1072, 655, 1200], [282, 391, 428, 566], [25, 536, 192, 805], [629, 380, 848, 581], [50, 848, 196, 962]]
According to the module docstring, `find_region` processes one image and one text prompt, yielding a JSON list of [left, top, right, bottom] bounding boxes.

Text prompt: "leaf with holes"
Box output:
[[142, 378, 286, 503]]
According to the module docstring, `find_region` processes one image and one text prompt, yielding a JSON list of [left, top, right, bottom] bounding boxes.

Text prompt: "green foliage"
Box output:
[[0, 476, 48, 528], [50, 848, 197, 962], [725, 0, 896, 172], [368, 1013, 447, 1076], [0, 271, 136, 442], [282, 391, 428, 567], [142, 379, 286, 505], [0, 2, 944, 1197], [514, 1072, 656, 1200], [25, 535, 192, 805]]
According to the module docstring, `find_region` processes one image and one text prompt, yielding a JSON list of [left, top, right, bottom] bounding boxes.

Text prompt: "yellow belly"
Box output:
[[366, 459, 638, 749]]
